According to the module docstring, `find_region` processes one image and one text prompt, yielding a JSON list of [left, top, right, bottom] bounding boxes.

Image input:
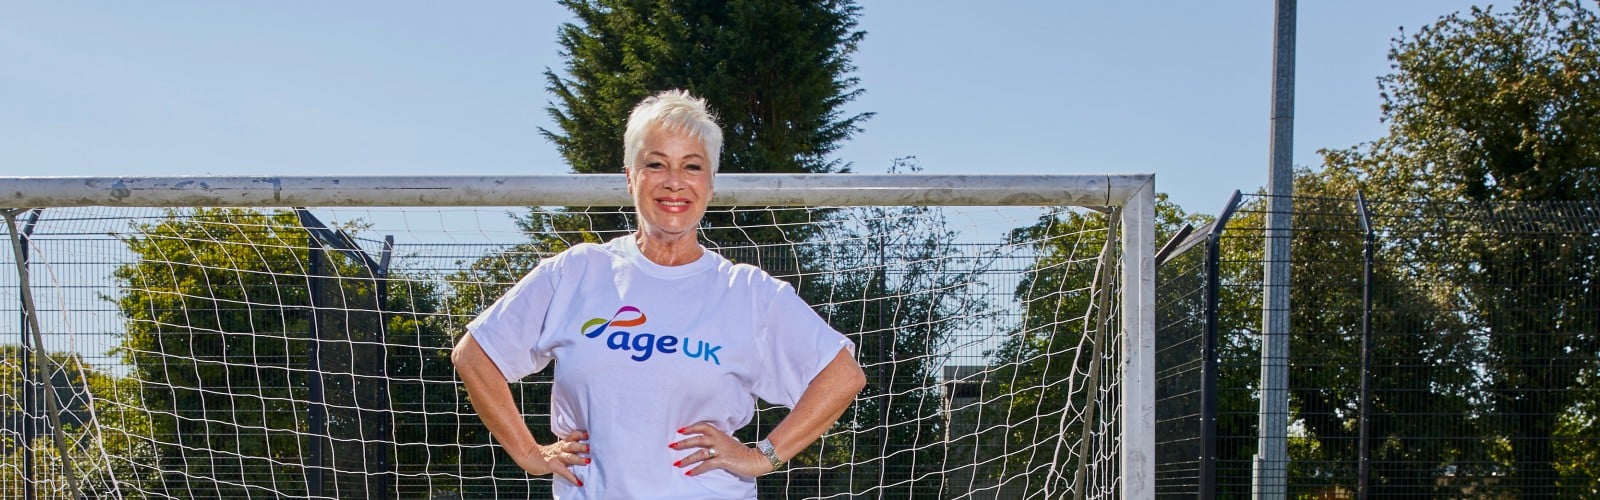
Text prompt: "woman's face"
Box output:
[[628, 126, 713, 240]]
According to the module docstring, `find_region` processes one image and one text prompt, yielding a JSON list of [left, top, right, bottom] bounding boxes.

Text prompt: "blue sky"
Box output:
[[1, 1, 1484, 217]]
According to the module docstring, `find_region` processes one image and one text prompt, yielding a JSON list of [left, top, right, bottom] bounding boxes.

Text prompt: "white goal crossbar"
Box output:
[[3, 174, 1147, 209], [1, 173, 1156, 498]]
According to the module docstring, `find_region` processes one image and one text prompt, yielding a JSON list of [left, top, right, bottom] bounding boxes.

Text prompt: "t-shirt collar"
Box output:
[[615, 234, 715, 279]]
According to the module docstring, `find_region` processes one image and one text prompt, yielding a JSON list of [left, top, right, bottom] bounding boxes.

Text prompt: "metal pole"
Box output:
[[1120, 177, 1157, 499], [0, 174, 1152, 208], [872, 232, 893, 486], [1356, 192, 1374, 499], [298, 209, 391, 498], [1203, 191, 1242, 500], [1073, 215, 1118, 500], [375, 235, 393, 500], [306, 240, 325, 498], [15, 209, 40, 500], [1256, 0, 1296, 497], [5, 209, 81, 499]]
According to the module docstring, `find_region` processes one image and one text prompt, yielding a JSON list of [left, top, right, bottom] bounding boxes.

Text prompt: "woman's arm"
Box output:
[[763, 347, 866, 462], [677, 347, 865, 477], [453, 333, 590, 485]]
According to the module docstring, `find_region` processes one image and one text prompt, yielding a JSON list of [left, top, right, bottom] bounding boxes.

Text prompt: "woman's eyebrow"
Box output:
[[644, 150, 706, 160]]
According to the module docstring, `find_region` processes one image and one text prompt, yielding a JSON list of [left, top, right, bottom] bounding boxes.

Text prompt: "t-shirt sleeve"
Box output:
[[464, 254, 564, 381], [752, 283, 857, 408]]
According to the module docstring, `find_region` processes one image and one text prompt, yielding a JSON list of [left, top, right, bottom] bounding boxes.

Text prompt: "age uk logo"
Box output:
[[580, 306, 723, 365]]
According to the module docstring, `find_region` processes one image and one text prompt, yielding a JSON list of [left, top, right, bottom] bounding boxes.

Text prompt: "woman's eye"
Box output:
[[685, 164, 704, 171], [645, 162, 664, 170]]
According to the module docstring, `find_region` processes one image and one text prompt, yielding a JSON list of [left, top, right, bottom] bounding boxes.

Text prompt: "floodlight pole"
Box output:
[[1256, 0, 1296, 498]]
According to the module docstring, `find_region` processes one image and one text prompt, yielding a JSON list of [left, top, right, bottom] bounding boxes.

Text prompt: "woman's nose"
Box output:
[[662, 167, 687, 189]]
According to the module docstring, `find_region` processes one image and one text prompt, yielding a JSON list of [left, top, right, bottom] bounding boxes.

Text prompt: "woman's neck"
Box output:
[[634, 230, 703, 267]]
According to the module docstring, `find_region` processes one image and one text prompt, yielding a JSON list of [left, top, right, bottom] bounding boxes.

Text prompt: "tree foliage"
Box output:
[[112, 209, 314, 497], [540, 0, 871, 244], [987, 195, 1198, 493], [1211, 176, 1488, 496], [1324, 0, 1600, 202], [1315, 0, 1600, 494], [111, 208, 465, 497], [442, 243, 563, 498], [758, 158, 982, 497], [545, 0, 869, 177], [0, 347, 149, 498]]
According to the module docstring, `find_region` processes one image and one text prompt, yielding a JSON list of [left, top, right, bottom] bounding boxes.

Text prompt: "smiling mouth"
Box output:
[[656, 199, 693, 212]]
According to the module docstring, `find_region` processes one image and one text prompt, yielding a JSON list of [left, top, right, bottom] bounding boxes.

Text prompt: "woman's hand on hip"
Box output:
[[514, 430, 591, 486], [671, 422, 773, 478]]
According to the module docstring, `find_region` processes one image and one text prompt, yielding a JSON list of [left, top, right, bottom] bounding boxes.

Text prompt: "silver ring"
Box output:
[[707, 448, 718, 458]]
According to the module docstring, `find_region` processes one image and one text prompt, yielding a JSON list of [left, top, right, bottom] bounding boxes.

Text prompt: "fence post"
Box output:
[[305, 234, 326, 498], [1202, 191, 1242, 499], [375, 235, 393, 500], [4, 209, 80, 499], [299, 208, 392, 499], [13, 209, 40, 500], [1355, 192, 1374, 499]]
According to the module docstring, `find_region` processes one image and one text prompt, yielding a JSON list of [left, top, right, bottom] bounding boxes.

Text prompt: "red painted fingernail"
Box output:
[[577, 480, 585, 487], [677, 427, 686, 433], [585, 458, 591, 465], [685, 470, 693, 476], [673, 460, 682, 467], [668, 442, 678, 449]]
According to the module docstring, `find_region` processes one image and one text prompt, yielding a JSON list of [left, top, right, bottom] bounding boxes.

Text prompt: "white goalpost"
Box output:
[[0, 174, 1154, 499]]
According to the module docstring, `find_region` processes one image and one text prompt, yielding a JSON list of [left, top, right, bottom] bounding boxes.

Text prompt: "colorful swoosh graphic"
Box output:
[[581, 305, 647, 338]]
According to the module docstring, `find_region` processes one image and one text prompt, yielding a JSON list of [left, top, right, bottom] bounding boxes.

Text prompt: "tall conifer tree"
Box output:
[[538, 0, 871, 243]]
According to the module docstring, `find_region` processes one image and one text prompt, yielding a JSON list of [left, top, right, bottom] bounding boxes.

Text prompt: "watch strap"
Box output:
[[756, 439, 784, 471]]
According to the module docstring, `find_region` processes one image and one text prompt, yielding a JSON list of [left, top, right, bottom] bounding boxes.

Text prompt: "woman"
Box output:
[[452, 89, 867, 499]]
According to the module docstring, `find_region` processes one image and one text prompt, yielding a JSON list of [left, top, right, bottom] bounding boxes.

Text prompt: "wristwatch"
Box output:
[[756, 439, 784, 471]]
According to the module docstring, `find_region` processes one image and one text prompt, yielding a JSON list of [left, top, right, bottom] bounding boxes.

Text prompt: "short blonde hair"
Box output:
[[623, 89, 723, 173]]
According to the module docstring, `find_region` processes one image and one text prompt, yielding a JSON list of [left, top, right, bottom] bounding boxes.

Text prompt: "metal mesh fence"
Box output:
[[1162, 195, 1600, 498], [1155, 234, 1208, 497]]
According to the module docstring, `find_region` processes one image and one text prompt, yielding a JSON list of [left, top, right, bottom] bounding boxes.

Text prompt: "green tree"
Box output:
[[0, 346, 152, 497], [113, 209, 315, 497], [1327, 0, 1600, 203], [373, 267, 461, 497], [441, 242, 563, 498], [768, 160, 983, 497], [112, 208, 464, 497], [1319, 0, 1600, 494], [988, 195, 1197, 493], [540, 0, 871, 243], [1554, 368, 1600, 494], [1220, 172, 1485, 496]]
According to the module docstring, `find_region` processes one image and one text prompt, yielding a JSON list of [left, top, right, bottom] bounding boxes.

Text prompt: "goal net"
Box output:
[[0, 174, 1154, 499]]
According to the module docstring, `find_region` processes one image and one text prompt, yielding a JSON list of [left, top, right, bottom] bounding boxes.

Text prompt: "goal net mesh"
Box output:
[[1, 203, 1123, 499]]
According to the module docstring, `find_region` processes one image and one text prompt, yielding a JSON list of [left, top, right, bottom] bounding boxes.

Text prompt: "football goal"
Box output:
[[0, 173, 1154, 499]]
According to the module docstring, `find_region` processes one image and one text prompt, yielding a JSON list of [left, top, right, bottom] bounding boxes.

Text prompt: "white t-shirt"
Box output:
[[467, 235, 854, 499]]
